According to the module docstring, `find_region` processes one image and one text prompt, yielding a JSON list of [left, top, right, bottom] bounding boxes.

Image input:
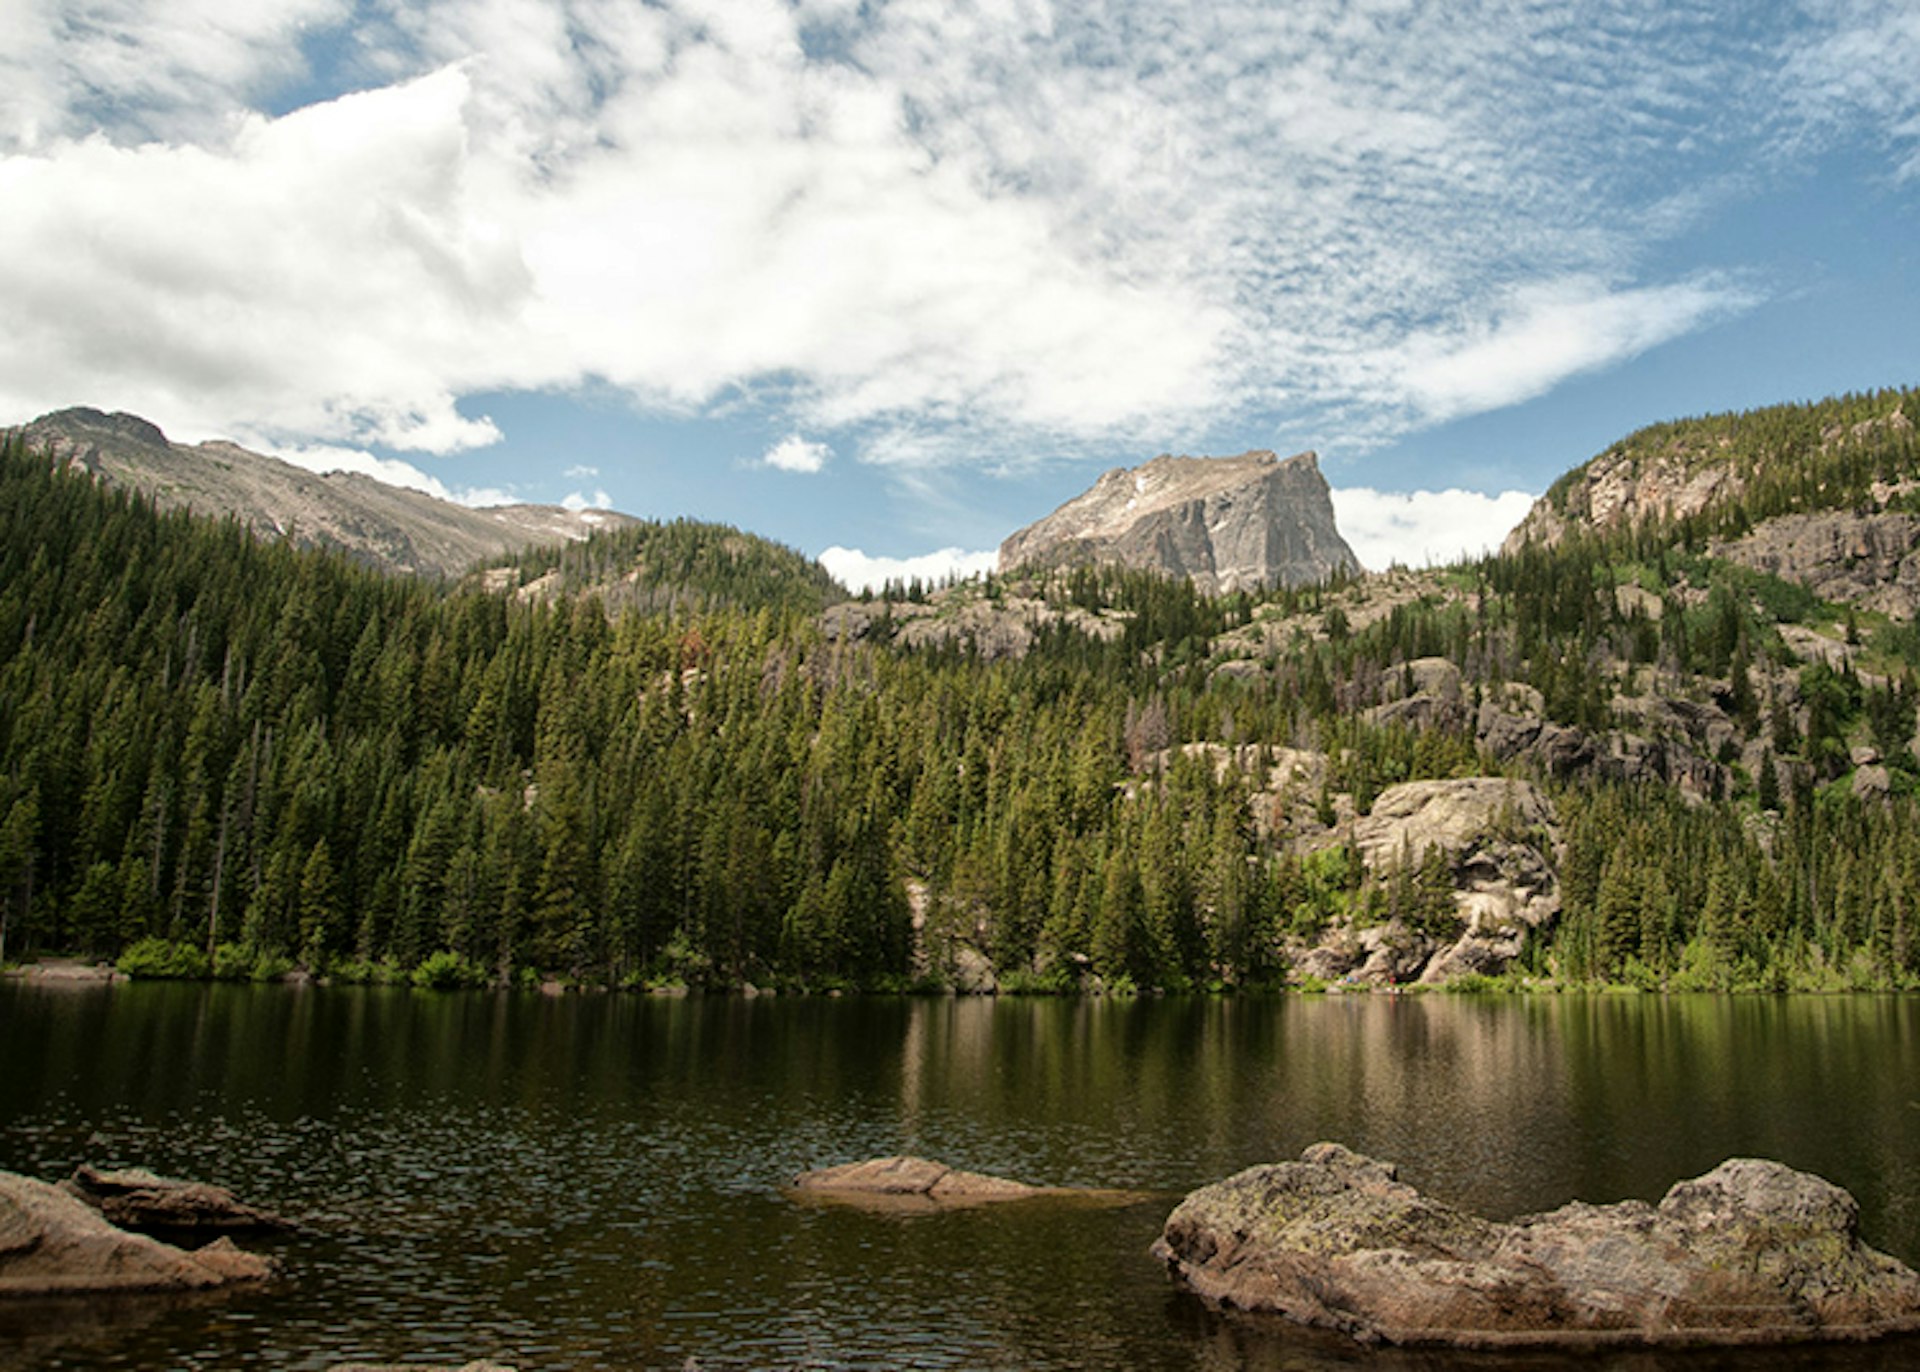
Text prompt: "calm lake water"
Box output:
[[2, 984, 1919, 1370]]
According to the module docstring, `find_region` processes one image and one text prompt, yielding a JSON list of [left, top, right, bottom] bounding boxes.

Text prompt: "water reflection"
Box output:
[[1, 985, 1917, 1369]]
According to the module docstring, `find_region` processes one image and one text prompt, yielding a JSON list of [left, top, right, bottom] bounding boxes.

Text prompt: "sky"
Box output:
[[1, 2, 1917, 588]]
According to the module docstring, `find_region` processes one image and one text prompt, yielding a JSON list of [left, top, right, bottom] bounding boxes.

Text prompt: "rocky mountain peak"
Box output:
[[21, 407, 170, 466], [998, 448, 1358, 592]]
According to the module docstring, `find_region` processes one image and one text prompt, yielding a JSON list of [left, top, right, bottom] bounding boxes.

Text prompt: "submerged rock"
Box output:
[[791, 1156, 1140, 1211], [60, 1165, 292, 1236], [0, 1171, 274, 1296], [1153, 1144, 1920, 1349]]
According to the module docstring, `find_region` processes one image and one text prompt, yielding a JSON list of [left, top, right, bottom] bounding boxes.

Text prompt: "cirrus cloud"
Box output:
[[0, 0, 1898, 475]]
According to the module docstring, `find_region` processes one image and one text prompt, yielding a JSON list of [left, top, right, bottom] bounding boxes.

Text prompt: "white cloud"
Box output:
[[1390, 276, 1754, 424], [0, 0, 1894, 474], [818, 545, 997, 593], [1783, 0, 1920, 180], [561, 487, 613, 510], [0, 67, 515, 454], [0, 0, 351, 148], [762, 434, 832, 474], [564, 462, 600, 478], [1331, 487, 1538, 571]]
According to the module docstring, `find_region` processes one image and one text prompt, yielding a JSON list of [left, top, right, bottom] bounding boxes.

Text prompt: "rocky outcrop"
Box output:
[[1154, 1143, 1920, 1349], [60, 1165, 291, 1237], [1716, 511, 1920, 620], [1503, 444, 1743, 554], [1286, 777, 1561, 986], [821, 579, 1129, 662], [999, 451, 1359, 592], [0, 1171, 274, 1296], [791, 1156, 1140, 1211], [10, 407, 634, 580]]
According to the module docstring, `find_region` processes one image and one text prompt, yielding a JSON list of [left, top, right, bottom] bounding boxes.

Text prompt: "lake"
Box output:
[[2, 984, 1918, 1369]]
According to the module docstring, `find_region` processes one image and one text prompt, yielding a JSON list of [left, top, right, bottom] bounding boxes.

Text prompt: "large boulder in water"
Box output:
[[0, 1171, 273, 1296], [1153, 1143, 1920, 1349], [59, 1165, 291, 1236]]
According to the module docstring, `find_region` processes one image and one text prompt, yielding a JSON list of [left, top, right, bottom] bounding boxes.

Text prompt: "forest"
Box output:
[[2, 385, 1918, 992]]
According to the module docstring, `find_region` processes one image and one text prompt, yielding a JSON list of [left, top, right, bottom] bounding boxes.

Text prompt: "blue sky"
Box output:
[[2, 1, 1916, 586]]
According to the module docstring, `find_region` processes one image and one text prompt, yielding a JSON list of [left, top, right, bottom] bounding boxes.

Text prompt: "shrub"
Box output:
[[116, 937, 209, 980], [410, 949, 489, 990]]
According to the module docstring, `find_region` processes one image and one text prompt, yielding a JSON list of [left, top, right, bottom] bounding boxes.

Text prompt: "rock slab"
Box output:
[[792, 1156, 1141, 1211], [0, 1171, 274, 1296], [1153, 1143, 1920, 1349], [60, 1165, 292, 1236]]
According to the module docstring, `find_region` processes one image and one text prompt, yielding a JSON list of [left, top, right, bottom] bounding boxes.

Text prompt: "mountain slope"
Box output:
[[8, 407, 635, 579], [1503, 387, 1918, 548]]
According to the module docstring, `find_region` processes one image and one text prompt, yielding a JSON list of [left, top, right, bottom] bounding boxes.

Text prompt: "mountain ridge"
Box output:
[[7, 406, 637, 580]]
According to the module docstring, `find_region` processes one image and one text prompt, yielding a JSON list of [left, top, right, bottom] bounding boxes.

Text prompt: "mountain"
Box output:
[[7, 407, 636, 578], [3, 384, 1919, 998], [997, 449, 1359, 591]]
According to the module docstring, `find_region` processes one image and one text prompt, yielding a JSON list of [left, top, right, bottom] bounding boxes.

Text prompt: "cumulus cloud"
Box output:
[[0, 0, 1892, 470], [762, 435, 831, 474], [0, 67, 516, 453], [1331, 487, 1539, 571], [562, 487, 614, 510], [818, 545, 998, 593]]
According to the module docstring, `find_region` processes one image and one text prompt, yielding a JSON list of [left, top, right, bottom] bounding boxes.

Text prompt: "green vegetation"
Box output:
[[1542, 384, 1920, 532], [5, 386, 1920, 993]]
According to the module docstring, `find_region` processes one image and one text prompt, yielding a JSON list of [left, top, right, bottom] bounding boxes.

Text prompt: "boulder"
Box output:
[[1154, 1144, 1920, 1349], [0, 1171, 274, 1296], [790, 1156, 1141, 1211], [60, 1165, 292, 1236]]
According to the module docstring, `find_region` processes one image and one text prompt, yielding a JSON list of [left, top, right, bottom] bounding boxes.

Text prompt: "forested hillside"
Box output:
[[3, 386, 1919, 992]]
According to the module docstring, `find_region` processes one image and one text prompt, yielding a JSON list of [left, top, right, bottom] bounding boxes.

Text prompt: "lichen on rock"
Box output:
[[1154, 1144, 1920, 1348]]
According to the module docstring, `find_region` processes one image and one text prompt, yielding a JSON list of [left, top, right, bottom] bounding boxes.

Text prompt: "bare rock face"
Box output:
[[1503, 445, 1742, 554], [1716, 511, 1920, 621], [10, 407, 634, 579], [1154, 1144, 1920, 1349], [60, 1165, 292, 1237], [790, 1156, 1141, 1211], [0, 1171, 274, 1296], [998, 451, 1359, 592]]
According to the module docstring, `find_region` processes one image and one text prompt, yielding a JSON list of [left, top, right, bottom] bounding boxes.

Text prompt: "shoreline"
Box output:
[[4, 956, 1915, 998]]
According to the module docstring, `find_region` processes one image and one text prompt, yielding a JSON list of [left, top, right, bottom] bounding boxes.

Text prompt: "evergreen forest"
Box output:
[[3, 386, 1919, 992]]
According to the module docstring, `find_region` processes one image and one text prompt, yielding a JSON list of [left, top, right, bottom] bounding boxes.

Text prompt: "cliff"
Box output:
[[998, 449, 1359, 592]]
